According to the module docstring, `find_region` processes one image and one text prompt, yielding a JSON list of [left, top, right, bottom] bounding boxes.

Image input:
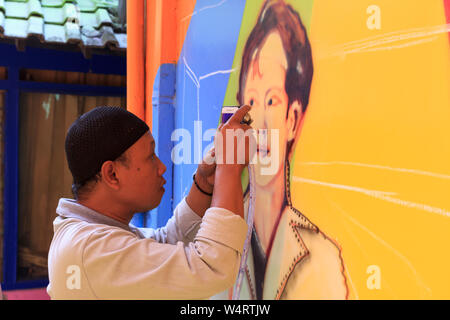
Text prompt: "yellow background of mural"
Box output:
[[292, 0, 450, 299], [225, 0, 450, 299]]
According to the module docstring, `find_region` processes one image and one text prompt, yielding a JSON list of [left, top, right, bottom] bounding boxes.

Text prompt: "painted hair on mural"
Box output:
[[237, 0, 314, 114]]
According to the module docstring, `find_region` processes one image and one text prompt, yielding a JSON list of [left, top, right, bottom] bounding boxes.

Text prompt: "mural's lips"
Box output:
[[161, 179, 166, 189]]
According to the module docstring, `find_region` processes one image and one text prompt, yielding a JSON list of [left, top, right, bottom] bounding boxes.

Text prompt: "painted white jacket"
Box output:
[[47, 197, 248, 300], [213, 194, 348, 300]]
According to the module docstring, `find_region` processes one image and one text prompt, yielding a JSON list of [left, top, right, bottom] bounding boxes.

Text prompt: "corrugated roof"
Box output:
[[0, 0, 126, 54]]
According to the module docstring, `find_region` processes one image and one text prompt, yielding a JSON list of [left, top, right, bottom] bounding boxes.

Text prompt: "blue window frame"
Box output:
[[0, 43, 127, 291]]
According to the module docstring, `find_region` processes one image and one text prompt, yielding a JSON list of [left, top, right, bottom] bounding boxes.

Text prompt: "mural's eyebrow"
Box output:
[[264, 87, 284, 98], [246, 88, 259, 96]]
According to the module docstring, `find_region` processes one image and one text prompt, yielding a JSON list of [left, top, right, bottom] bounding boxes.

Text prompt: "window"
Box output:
[[1, 48, 126, 290]]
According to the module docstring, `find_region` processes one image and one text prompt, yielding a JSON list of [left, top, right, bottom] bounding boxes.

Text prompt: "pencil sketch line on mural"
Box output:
[[335, 205, 399, 297], [319, 23, 450, 59], [199, 69, 236, 81], [293, 176, 397, 196], [180, 0, 228, 22], [335, 204, 399, 298], [330, 200, 432, 296], [294, 176, 450, 218], [182, 55, 236, 121], [347, 36, 438, 55], [299, 161, 450, 180], [332, 23, 450, 51]]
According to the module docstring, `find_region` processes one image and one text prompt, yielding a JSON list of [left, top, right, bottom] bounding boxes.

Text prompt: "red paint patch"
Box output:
[[4, 288, 50, 300]]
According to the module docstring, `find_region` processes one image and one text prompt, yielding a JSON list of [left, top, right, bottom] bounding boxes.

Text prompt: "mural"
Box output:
[[230, 0, 349, 300], [158, 0, 450, 299]]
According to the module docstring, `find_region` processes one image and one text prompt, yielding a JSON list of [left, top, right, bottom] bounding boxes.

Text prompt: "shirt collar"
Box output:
[[56, 198, 144, 238]]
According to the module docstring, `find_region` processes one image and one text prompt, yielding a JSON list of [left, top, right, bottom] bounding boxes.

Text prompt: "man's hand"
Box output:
[[214, 104, 256, 174], [196, 104, 255, 192], [211, 105, 254, 218]]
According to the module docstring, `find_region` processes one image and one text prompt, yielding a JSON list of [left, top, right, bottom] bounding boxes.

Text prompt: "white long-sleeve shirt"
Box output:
[[47, 198, 248, 299]]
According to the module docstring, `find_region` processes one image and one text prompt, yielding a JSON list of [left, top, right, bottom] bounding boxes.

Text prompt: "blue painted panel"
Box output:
[[130, 213, 145, 228], [149, 64, 176, 227], [173, 0, 246, 207]]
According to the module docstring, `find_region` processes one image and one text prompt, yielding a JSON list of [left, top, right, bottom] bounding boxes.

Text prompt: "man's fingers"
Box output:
[[228, 105, 251, 124], [203, 147, 216, 166]]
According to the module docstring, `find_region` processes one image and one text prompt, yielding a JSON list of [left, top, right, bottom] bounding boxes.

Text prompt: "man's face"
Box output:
[[117, 131, 167, 212], [243, 31, 298, 187]]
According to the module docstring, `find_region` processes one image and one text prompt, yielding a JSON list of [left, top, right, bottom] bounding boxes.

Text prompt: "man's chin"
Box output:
[[149, 190, 165, 210]]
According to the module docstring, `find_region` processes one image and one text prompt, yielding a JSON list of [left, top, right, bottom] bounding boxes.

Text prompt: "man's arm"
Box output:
[[188, 105, 253, 219], [185, 152, 215, 218], [142, 105, 253, 243], [80, 208, 248, 299]]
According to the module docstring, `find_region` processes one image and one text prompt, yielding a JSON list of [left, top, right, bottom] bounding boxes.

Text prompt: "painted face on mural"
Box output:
[[243, 31, 302, 187]]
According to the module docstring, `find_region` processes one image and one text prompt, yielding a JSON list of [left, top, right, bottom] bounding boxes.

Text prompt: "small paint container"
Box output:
[[221, 106, 252, 125]]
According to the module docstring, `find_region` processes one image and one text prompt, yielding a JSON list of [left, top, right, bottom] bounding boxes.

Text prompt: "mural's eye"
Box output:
[[250, 99, 254, 106], [267, 96, 281, 107]]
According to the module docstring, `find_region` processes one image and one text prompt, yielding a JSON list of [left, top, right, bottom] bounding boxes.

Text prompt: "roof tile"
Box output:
[[0, 0, 125, 52], [5, 0, 43, 19], [42, 3, 78, 24], [79, 8, 111, 28]]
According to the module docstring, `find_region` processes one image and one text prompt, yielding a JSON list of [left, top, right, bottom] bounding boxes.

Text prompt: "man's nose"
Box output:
[[159, 160, 167, 176]]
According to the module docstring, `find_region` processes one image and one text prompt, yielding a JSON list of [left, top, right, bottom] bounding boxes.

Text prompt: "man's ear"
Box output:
[[100, 161, 120, 191], [287, 101, 303, 142]]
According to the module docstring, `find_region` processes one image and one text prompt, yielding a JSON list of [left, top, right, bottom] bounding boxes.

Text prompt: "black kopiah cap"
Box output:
[[65, 106, 149, 185]]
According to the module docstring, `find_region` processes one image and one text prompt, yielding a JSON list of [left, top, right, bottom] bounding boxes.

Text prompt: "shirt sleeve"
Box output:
[[135, 198, 202, 245], [82, 206, 248, 299]]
